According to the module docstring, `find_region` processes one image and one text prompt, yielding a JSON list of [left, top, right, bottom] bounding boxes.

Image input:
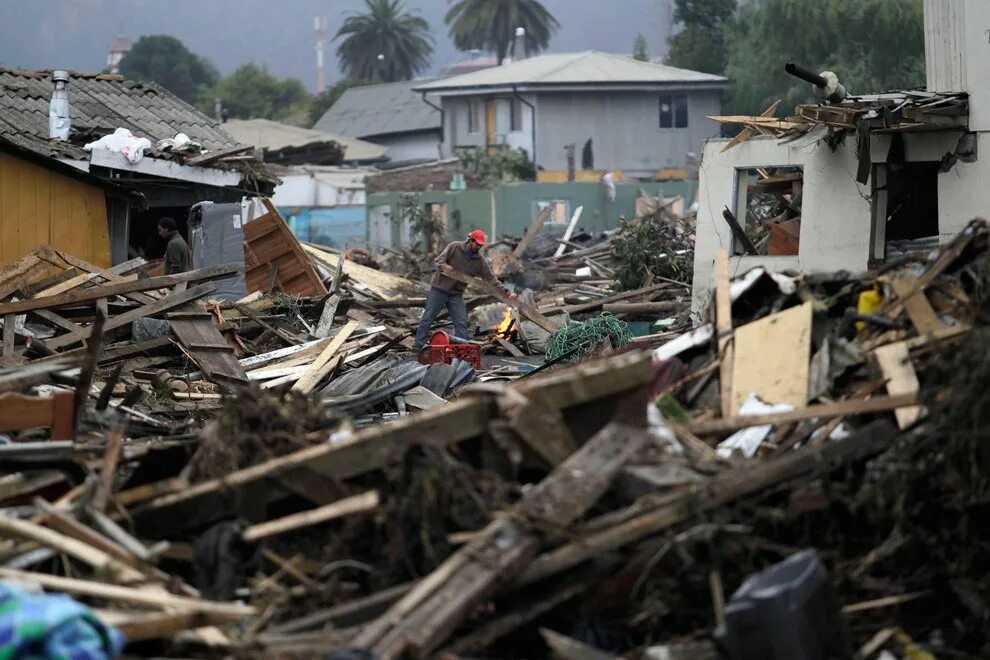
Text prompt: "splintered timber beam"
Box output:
[[0, 264, 239, 316], [137, 351, 653, 514], [356, 422, 649, 658]]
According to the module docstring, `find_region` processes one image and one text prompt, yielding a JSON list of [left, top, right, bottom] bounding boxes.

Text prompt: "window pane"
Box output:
[[659, 95, 672, 128], [674, 94, 688, 128], [511, 99, 523, 131]]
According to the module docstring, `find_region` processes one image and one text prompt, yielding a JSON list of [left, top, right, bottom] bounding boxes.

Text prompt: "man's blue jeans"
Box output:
[[414, 287, 469, 348]]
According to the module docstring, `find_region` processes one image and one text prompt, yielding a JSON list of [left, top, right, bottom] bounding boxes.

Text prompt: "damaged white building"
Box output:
[[692, 0, 990, 310]]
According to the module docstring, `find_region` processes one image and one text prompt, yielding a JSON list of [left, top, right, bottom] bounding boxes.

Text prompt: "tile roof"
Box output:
[[223, 118, 387, 162], [0, 68, 242, 163], [415, 51, 729, 93], [312, 79, 441, 140]]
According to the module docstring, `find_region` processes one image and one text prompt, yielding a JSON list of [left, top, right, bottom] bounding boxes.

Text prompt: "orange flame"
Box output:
[[493, 309, 514, 337]]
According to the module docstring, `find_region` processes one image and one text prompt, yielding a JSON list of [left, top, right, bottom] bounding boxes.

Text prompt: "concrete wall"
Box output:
[[273, 173, 366, 208], [367, 179, 696, 252], [534, 90, 721, 176], [692, 136, 872, 311], [692, 131, 983, 311], [924, 0, 990, 131]]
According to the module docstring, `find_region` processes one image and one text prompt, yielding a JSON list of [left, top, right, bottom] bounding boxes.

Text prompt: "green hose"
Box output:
[[545, 313, 632, 362]]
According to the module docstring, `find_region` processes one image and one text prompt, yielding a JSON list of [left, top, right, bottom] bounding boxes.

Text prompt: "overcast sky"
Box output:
[[0, 0, 675, 91]]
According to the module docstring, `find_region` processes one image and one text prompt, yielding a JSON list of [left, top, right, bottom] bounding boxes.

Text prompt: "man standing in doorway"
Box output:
[[413, 229, 516, 351], [158, 217, 190, 275]]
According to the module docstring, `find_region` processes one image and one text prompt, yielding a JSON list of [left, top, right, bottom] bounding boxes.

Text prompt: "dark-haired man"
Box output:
[[158, 217, 190, 275]]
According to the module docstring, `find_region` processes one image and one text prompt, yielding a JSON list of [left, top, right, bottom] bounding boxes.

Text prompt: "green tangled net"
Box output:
[[545, 313, 633, 362]]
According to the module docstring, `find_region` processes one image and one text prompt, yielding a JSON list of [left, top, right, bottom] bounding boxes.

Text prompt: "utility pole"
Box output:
[[314, 16, 327, 93]]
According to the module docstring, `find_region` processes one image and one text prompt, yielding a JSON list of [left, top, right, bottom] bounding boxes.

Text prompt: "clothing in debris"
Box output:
[[163, 230, 191, 275], [0, 581, 125, 659], [193, 519, 254, 601], [414, 287, 470, 349]]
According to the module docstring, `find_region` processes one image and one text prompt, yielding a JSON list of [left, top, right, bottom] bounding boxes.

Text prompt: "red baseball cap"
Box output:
[[468, 229, 487, 246]]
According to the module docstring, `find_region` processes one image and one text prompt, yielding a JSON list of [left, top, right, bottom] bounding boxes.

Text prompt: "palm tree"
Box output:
[[445, 0, 560, 64], [334, 0, 434, 82]]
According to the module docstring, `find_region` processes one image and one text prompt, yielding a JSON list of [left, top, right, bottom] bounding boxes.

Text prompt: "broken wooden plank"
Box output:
[[241, 491, 380, 543], [890, 277, 943, 334], [714, 249, 734, 419], [0, 264, 237, 316], [2, 313, 15, 361], [0, 516, 144, 582], [46, 283, 217, 350], [244, 201, 327, 297], [171, 303, 249, 385], [292, 320, 359, 393], [185, 144, 253, 167], [499, 388, 577, 466], [514, 205, 553, 258], [33, 498, 142, 570], [722, 208, 758, 256], [519, 420, 899, 585], [730, 302, 812, 414], [358, 422, 648, 658], [445, 269, 559, 333], [688, 393, 917, 435], [92, 428, 124, 511], [873, 341, 923, 430], [0, 568, 255, 619], [0, 390, 74, 440], [138, 351, 653, 516]]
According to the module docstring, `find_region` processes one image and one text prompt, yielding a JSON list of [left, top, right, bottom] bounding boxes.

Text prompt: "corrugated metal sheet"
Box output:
[[0, 150, 109, 266], [313, 79, 441, 139], [416, 51, 728, 93]]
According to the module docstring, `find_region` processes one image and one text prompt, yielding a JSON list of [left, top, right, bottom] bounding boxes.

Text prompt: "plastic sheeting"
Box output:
[[83, 127, 152, 164], [189, 202, 246, 301]]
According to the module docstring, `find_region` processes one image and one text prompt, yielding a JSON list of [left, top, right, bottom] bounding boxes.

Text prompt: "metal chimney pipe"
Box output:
[[49, 70, 70, 141]]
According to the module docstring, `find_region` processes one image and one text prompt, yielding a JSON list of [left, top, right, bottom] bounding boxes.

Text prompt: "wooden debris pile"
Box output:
[[4, 219, 990, 658]]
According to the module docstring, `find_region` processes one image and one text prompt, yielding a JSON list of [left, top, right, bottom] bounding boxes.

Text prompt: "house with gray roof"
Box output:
[[313, 79, 442, 166], [415, 50, 729, 180]]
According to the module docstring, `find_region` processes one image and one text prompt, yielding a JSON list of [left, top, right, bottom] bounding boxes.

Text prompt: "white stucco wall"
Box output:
[[271, 174, 366, 208], [692, 130, 985, 312], [924, 0, 990, 132]]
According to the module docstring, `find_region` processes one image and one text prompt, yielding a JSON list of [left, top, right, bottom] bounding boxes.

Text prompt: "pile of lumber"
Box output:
[[4, 213, 990, 657]]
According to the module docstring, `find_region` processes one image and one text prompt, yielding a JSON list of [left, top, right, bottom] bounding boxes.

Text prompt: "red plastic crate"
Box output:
[[417, 331, 482, 369]]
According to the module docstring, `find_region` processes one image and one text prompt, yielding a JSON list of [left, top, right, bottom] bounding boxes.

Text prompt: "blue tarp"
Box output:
[[0, 582, 125, 659], [283, 207, 366, 250]]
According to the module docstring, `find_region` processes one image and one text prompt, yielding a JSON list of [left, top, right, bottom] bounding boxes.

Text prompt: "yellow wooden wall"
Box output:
[[0, 151, 110, 267]]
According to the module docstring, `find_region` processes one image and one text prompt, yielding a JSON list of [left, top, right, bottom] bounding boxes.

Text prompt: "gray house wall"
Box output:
[[372, 131, 443, 163], [534, 90, 721, 176], [440, 89, 721, 177]]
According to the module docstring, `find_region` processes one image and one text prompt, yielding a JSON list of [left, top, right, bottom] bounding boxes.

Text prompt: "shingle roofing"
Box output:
[[312, 79, 441, 140], [415, 51, 729, 93], [0, 68, 241, 163]]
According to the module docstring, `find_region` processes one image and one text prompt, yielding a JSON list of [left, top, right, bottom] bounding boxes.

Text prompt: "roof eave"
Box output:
[[419, 79, 730, 96]]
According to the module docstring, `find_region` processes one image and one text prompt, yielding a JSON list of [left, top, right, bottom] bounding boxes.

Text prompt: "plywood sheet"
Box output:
[[243, 200, 327, 297], [873, 340, 922, 430], [731, 301, 813, 414]]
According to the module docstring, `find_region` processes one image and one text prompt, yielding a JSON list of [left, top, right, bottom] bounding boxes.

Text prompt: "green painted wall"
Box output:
[[367, 180, 697, 250]]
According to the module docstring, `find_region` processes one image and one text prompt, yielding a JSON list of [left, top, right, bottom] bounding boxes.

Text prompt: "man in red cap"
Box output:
[[413, 229, 516, 350]]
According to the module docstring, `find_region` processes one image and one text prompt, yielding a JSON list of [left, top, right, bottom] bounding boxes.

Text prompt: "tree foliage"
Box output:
[[118, 35, 218, 104], [308, 79, 372, 126], [199, 63, 309, 121], [665, 0, 736, 75], [335, 0, 434, 82], [725, 0, 925, 114], [457, 147, 535, 186], [633, 34, 649, 62], [445, 0, 559, 63]]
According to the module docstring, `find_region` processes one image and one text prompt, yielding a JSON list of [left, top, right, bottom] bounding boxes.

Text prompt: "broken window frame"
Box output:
[[533, 200, 571, 225], [732, 166, 803, 257], [659, 93, 689, 129]]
